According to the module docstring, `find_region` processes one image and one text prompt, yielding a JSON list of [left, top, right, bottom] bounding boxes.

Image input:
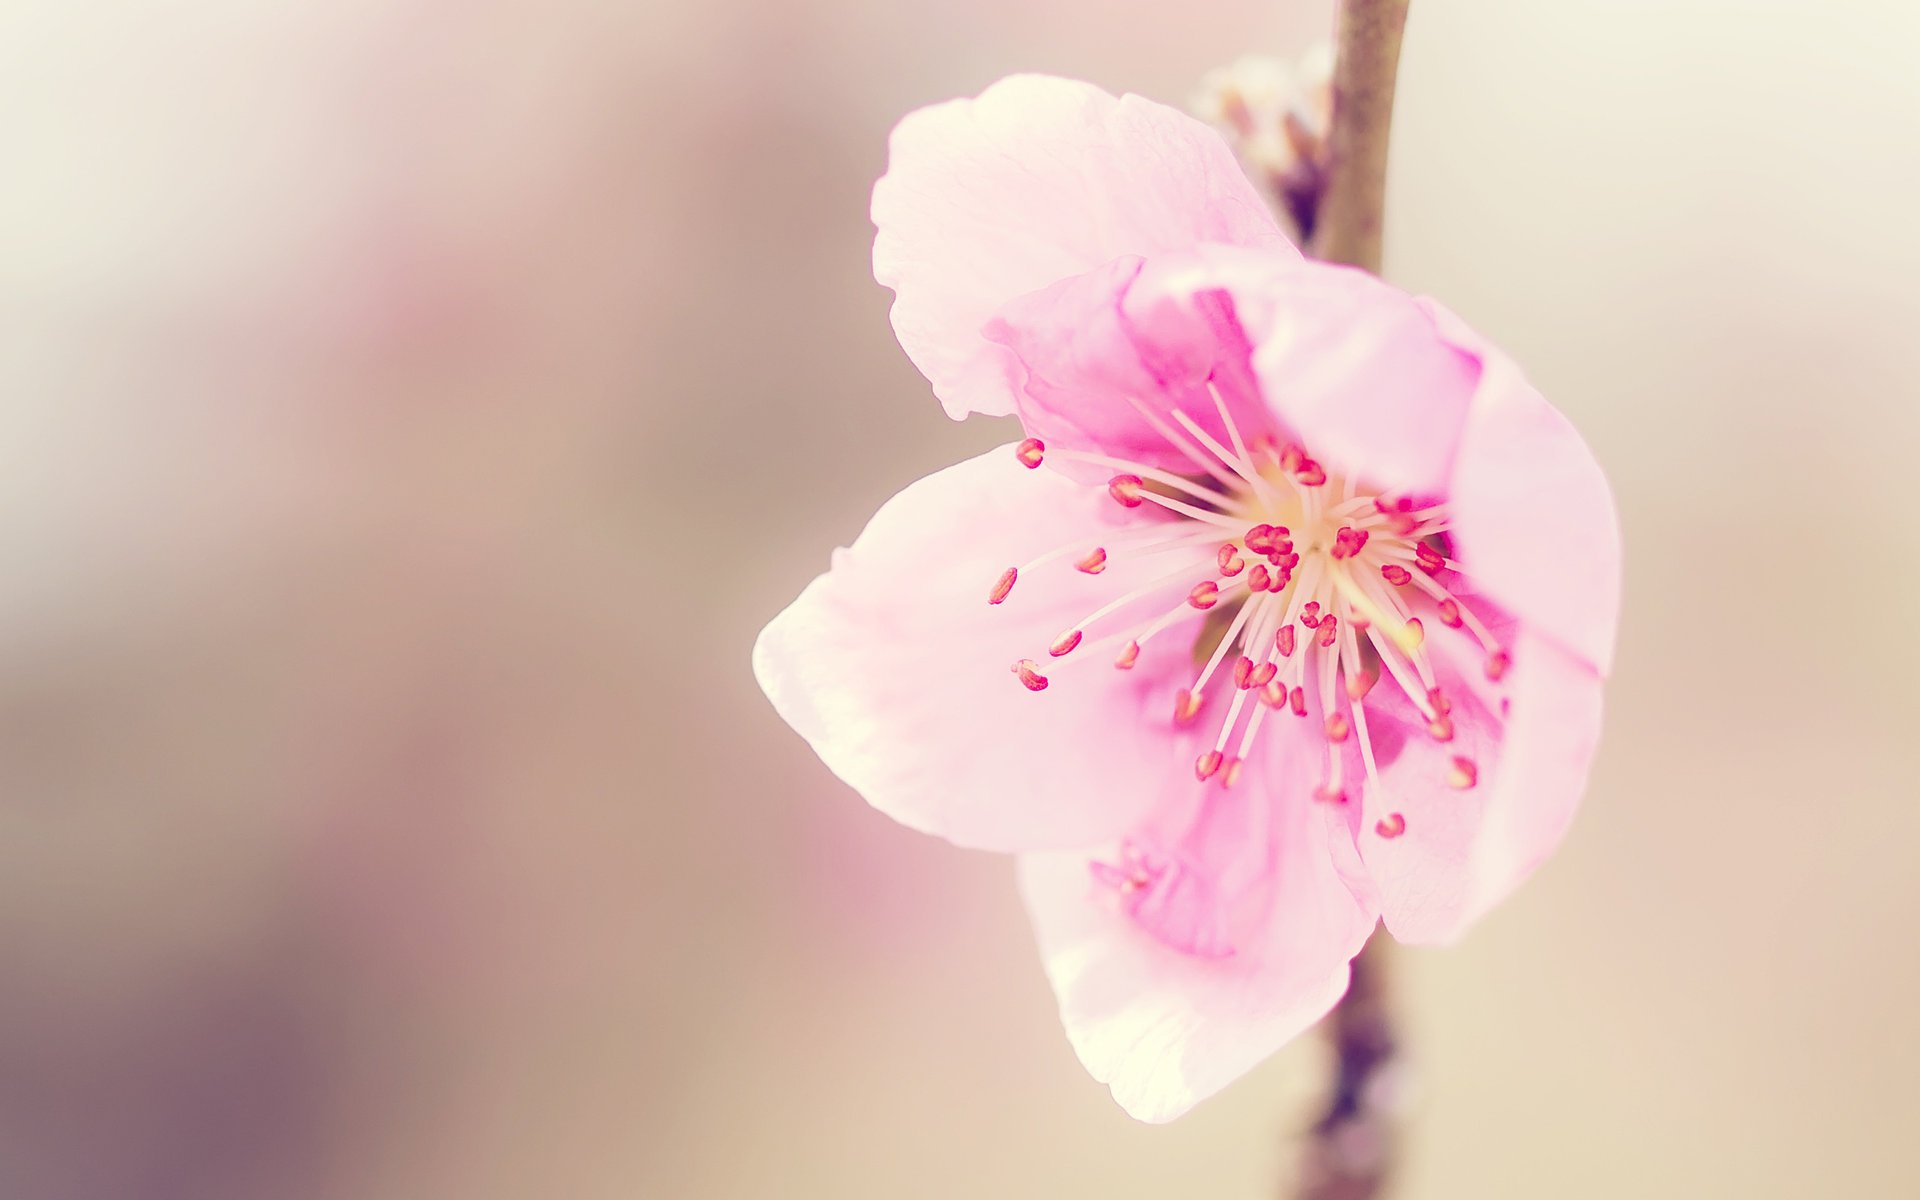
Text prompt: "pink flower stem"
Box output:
[[1296, 2, 1410, 1197]]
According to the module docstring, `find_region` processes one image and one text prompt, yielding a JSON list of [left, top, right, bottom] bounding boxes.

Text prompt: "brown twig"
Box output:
[[1293, 2, 1411, 1196], [1309, 0, 1411, 273], [1293, 940, 1401, 1199]]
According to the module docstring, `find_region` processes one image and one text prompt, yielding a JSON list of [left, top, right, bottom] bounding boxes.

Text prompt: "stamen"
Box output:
[[1375, 812, 1407, 838], [1216, 544, 1245, 576], [1076, 548, 1108, 575], [1109, 474, 1145, 508], [1173, 688, 1205, 725], [1171, 409, 1267, 495], [1012, 660, 1049, 691], [1345, 668, 1378, 701], [1381, 564, 1412, 586], [1115, 639, 1140, 670], [1055, 449, 1236, 508], [1188, 581, 1221, 609], [1448, 756, 1479, 789], [1015, 438, 1045, 469], [989, 567, 1017, 605], [1486, 649, 1512, 680], [1049, 630, 1082, 657], [1122, 393, 1244, 490], [1276, 624, 1296, 657], [1195, 749, 1224, 781]]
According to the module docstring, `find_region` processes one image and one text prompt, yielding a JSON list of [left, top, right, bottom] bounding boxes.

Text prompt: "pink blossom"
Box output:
[[754, 75, 1620, 1122]]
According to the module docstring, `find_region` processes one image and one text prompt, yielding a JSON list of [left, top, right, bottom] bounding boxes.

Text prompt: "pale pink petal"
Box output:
[[988, 246, 1476, 499], [1356, 624, 1605, 944], [1241, 259, 1480, 498], [984, 248, 1287, 482], [1427, 301, 1622, 673], [1018, 726, 1379, 1122], [873, 75, 1291, 420], [753, 445, 1200, 853]]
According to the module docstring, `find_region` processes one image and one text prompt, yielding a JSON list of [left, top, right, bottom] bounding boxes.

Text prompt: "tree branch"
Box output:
[[1309, 0, 1410, 273]]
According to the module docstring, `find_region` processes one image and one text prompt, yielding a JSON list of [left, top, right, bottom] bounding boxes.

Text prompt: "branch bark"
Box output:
[[1309, 0, 1410, 273]]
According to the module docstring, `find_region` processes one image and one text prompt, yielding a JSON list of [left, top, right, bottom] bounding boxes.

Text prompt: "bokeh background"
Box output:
[[5, 0, 1918, 1196]]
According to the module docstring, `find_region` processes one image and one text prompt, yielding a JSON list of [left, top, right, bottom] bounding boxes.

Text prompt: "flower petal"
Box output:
[[985, 248, 1290, 482], [873, 75, 1291, 421], [1018, 726, 1379, 1122], [1242, 260, 1481, 498], [754, 445, 1201, 852], [1356, 624, 1605, 945], [1427, 301, 1622, 673], [988, 245, 1477, 499]]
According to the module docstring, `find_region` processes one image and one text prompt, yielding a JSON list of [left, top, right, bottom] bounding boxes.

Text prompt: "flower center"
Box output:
[[994, 384, 1510, 831]]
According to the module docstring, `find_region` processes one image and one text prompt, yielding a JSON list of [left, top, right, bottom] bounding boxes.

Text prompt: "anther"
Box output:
[[1248, 661, 1276, 688], [1381, 564, 1412, 586], [1012, 659, 1049, 691], [989, 567, 1017, 605], [1220, 756, 1243, 788], [1015, 438, 1046, 469], [1114, 639, 1140, 670], [1187, 581, 1220, 609], [1245, 524, 1286, 554], [1076, 548, 1108, 575], [1318, 614, 1339, 648], [1295, 459, 1327, 487], [1448, 756, 1479, 789], [1486, 649, 1512, 681], [1345, 669, 1378, 702], [1275, 624, 1296, 658], [1233, 656, 1255, 689], [1325, 712, 1350, 743], [1216, 544, 1245, 576], [1260, 681, 1287, 708], [1428, 712, 1455, 742], [1415, 543, 1445, 575], [1427, 687, 1452, 715], [1195, 749, 1224, 781], [1404, 617, 1425, 648], [1108, 474, 1145, 508], [1246, 562, 1272, 592], [1315, 784, 1348, 805], [1330, 527, 1370, 559], [1049, 630, 1083, 658], [1375, 812, 1407, 838], [1300, 602, 1321, 629], [1289, 686, 1307, 716], [1437, 599, 1463, 628], [1173, 688, 1205, 725]]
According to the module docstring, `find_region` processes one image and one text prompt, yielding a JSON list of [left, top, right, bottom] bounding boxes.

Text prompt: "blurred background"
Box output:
[[3, 0, 1918, 1196]]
